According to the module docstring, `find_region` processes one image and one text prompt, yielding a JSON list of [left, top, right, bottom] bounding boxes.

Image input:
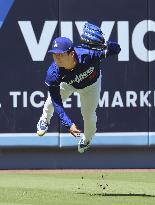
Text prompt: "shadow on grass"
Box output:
[[76, 193, 155, 197]]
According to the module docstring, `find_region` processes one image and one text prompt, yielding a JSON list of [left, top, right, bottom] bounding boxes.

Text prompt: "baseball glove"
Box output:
[[80, 22, 106, 50]]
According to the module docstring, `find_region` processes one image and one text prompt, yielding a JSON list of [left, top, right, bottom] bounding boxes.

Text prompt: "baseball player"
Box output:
[[37, 23, 121, 153]]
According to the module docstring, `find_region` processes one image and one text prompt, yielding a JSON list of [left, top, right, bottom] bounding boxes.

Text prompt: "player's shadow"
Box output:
[[92, 193, 155, 197], [77, 193, 155, 197]]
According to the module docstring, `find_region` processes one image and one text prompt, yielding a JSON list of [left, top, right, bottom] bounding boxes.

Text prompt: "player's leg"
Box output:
[[42, 94, 54, 124], [37, 94, 53, 136], [78, 75, 101, 153], [37, 83, 75, 136]]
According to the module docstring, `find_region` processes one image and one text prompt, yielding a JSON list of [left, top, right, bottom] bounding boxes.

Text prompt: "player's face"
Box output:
[[53, 51, 77, 70]]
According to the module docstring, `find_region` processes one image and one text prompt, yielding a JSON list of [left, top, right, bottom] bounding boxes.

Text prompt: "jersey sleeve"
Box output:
[[45, 63, 60, 87], [48, 85, 73, 129], [45, 62, 73, 129]]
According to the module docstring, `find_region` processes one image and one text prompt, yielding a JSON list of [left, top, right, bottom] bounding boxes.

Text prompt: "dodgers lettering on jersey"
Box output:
[[45, 41, 121, 129], [45, 48, 101, 89]]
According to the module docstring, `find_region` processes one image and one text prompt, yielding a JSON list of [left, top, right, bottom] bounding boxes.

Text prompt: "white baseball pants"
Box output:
[[42, 75, 101, 141]]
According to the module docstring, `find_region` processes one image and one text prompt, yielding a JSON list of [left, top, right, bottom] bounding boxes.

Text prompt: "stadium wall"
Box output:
[[0, 0, 155, 168]]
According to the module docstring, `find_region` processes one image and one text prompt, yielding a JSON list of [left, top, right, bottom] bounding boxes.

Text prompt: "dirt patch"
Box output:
[[0, 169, 155, 174]]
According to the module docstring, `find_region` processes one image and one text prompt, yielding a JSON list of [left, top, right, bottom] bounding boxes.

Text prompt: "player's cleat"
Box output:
[[37, 117, 48, 136], [78, 136, 90, 153]]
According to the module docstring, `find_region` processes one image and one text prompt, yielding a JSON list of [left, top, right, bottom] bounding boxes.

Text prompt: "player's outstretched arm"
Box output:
[[105, 41, 121, 56], [69, 123, 81, 138], [49, 86, 73, 129]]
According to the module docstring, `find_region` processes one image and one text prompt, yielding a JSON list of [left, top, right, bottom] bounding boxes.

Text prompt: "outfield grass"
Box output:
[[0, 171, 155, 205]]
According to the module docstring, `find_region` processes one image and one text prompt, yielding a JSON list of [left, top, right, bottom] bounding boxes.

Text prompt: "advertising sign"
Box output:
[[0, 0, 154, 143]]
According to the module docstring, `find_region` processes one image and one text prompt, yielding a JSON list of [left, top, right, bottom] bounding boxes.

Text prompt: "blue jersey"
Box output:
[[45, 41, 121, 129]]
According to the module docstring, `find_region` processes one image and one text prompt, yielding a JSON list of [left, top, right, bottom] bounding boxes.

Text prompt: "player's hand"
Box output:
[[69, 123, 81, 137]]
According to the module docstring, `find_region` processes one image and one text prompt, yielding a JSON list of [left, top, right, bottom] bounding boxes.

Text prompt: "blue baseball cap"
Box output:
[[48, 37, 73, 54]]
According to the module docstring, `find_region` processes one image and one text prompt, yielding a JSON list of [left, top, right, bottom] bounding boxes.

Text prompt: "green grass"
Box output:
[[0, 171, 155, 205]]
